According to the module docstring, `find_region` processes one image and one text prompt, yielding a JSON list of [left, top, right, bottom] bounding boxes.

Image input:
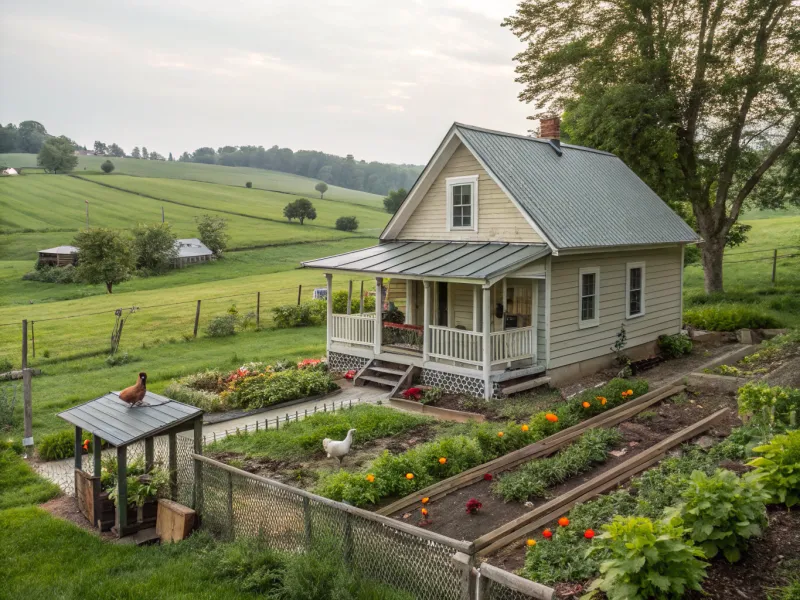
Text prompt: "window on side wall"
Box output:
[[446, 175, 478, 232], [626, 262, 645, 319], [578, 267, 600, 328]]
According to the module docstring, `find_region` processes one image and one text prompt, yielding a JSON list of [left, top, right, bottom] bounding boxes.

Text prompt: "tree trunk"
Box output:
[[700, 239, 725, 294], [106, 282, 113, 294]]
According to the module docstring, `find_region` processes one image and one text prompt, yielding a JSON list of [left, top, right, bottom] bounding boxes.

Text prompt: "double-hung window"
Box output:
[[626, 262, 646, 318], [446, 175, 478, 231], [578, 267, 600, 328]]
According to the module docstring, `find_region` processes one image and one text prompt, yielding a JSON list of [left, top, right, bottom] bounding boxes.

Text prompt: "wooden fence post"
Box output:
[[772, 249, 778, 285], [256, 292, 261, 327], [21, 320, 33, 452], [193, 300, 201, 338], [31, 321, 35, 358], [297, 285, 302, 306], [451, 552, 476, 600]]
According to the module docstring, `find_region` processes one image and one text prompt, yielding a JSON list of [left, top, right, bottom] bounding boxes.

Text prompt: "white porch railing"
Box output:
[[330, 314, 374, 347], [491, 326, 535, 364], [429, 325, 484, 366]]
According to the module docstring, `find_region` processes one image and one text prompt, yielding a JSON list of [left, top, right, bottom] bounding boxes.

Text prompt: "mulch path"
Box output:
[[40, 495, 118, 541]]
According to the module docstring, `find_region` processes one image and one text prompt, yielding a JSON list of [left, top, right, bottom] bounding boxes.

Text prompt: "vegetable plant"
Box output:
[[657, 333, 693, 358], [668, 469, 768, 563], [584, 516, 708, 600], [737, 381, 800, 426], [748, 430, 800, 507]]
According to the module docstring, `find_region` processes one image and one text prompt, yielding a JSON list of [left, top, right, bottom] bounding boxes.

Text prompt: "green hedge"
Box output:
[[222, 368, 338, 409], [38, 430, 97, 462], [683, 304, 782, 331]]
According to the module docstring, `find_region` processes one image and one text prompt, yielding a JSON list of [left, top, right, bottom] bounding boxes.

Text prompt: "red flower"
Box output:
[[465, 498, 483, 515], [344, 369, 357, 380], [542, 529, 553, 539], [558, 517, 570, 527], [584, 529, 595, 539], [483, 473, 493, 481], [402, 387, 423, 400]]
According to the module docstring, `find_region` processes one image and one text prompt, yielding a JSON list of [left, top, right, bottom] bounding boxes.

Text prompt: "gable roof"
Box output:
[[175, 238, 213, 258], [382, 123, 700, 252]]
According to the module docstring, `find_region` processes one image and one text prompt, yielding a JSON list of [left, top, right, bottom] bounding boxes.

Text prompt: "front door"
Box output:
[[436, 282, 448, 326]]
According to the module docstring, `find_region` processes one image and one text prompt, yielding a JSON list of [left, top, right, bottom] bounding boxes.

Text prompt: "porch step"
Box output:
[[492, 364, 546, 383], [500, 376, 552, 397], [370, 366, 407, 376], [359, 375, 401, 388]]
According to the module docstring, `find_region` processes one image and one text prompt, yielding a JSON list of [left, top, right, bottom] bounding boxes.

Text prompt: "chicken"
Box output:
[[119, 372, 147, 406], [322, 429, 356, 466]]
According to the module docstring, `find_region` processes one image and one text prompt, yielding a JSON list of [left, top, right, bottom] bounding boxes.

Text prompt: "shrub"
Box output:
[[100, 159, 115, 173], [748, 430, 800, 508], [332, 290, 376, 314], [335, 216, 359, 231], [669, 469, 768, 563], [222, 369, 338, 409], [105, 352, 133, 367], [22, 265, 77, 284], [585, 516, 708, 600], [737, 381, 800, 425], [683, 303, 782, 331], [658, 333, 693, 358], [245, 181, 252, 188], [212, 536, 284, 593], [206, 314, 237, 338], [180, 369, 227, 392], [272, 301, 327, 328], [419, 387, 442, 405], [37, 430, 91, 461], [164, 382, 228, 412], [0, 358, 12, 373]]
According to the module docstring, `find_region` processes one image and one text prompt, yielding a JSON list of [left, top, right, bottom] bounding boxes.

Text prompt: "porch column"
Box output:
[[325, 273, 333, 352], [374, 277, 383, 354], [74, 426, 82, 470], [423, 280, 431, 362], [482, 286, 492, 400]]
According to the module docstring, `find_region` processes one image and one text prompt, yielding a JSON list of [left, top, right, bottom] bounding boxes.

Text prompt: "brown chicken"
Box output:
[[119, 372, 147, 406]]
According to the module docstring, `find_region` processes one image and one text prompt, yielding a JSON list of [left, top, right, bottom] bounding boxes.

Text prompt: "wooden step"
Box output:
[[492, 365, 546, 383], [370, 366, 407, 377], [359, 375, 400, 387], [501, 377, 551, 396]]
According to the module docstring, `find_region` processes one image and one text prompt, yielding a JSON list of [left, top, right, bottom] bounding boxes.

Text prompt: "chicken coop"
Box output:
[[57, 391, 203, 538]]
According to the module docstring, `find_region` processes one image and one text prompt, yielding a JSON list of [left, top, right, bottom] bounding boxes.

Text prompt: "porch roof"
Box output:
[[302, 241, 550, 283]]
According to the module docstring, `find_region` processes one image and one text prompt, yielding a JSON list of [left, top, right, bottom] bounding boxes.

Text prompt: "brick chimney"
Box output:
[[539, 116, 561, 139]]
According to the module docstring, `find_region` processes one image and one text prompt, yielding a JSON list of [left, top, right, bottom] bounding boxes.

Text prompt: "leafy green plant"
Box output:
[[419, 387, 442, 405], [332, 291, 376, 314], [737, 381, 800, 425], [683, 304, 782, 331], [748, 430, 800, 507], [657, 333, 693, 358], [0, 383, 19, 430], [105, 352, 134, 367], [221, 368, 338, 409], [668, 469, 768, 563], [610, 323, 629, 366], [584, 516, 708, 600], [108, 465, 169, 507], [493, 428, 622, 502], [0, 357, 13, 373], [206, 314, 237, 338], [163, 382, 228, 412], [335, 216, 359, 231], [272, 300, 327, 328], [37, 430, 76, 461]]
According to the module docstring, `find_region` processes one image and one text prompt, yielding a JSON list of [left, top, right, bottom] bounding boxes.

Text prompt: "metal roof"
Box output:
[[302, 241, 550, 282], [39, 246, 78, 254], [58, 391, 203, 447], [175, 238, 213, 258], [454, 124, 701, 249]]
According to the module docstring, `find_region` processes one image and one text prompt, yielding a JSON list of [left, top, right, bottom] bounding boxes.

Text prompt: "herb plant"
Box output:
[[748, 430, 800, 508], [657, 333, 693, 358]]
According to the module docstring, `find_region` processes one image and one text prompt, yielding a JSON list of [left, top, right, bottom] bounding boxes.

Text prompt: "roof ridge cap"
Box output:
[[454, 122, 616, 157]]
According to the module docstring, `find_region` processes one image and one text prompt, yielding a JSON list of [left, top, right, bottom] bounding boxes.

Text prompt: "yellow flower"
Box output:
[[421, 508, 428, 516], [521, 424, 529, 432], [526, 539, 536, 547], [406, 473, 414, 480], [497, 431, 504, 438], [439, 457, 447, 464], [366, 474, 375, 483], [421, 497, 429, 504]]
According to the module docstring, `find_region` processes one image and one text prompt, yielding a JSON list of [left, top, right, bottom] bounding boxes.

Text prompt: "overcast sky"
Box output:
[[1, 0, 534, 165]]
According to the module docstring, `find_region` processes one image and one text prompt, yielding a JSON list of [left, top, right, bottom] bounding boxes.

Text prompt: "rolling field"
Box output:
[[0, 152, 386, 206]]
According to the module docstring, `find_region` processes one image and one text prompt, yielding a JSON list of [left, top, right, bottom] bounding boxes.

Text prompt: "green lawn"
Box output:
[[0, 152, 385, 206]]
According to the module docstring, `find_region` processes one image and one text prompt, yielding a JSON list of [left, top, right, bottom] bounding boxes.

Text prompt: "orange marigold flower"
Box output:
[[497, 431, 504, 438], [366, 474, 375, 483], [421, 497, 429, 504], [526, 539, 537, 547], [545, 413, 559, 423], [439, 457, 447, 464], [584, 529, 596, 539], [82, 440, 89, 450], [558, 517, 570, 527], [582, 401, 591, 408], [521, 424, 529, 432], [406, 473, 414, 480], [542, 529, 553, 539], [626, 389, 633, 396], [421, 508, 428, 516], [601, 397, 607, 405]]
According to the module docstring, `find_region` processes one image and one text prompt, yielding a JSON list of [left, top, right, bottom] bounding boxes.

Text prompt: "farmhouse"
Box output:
[[37, 245, 78, 267], [303, 119, 700, 398], [173, 238, 213, 268]]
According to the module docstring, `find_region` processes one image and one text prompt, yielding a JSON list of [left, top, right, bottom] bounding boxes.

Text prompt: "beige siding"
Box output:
[[451, 283, 475, 330], [398, 144, 543, 243], [386, 279, 407, 311], [548, 247, 683, 369]]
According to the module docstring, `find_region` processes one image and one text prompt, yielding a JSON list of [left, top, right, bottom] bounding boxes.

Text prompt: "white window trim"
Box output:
[[625, 261, 646, 319], [446, 174, 479, 232], [578, 266, 600, 329]]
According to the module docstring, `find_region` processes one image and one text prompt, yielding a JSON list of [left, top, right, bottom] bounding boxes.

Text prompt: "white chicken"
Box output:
[[322, 429, 356, 466]]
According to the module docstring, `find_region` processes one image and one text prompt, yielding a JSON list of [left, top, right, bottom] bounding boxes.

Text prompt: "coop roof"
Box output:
[[58, 391, 203, 447], [175, 238, 213, 258], [39, 245, 78, 255]]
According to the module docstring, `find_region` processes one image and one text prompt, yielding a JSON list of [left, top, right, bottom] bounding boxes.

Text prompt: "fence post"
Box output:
[[297, 285, 302, 306], [772, 249, 778, 285], [303, 496, 312, 547], [227, 470, 234, 540], [31, 321, 35, 358], [193, 300, 202, 338], [21, 320, 33, 452], [451, 552, 476, 600], [256, 292, 261, 327]]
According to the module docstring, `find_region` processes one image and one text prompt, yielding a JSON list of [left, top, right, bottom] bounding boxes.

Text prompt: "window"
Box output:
[[578, 267, 600, 328], [626, 262, 646, 318], [446, 175, 478, 231]]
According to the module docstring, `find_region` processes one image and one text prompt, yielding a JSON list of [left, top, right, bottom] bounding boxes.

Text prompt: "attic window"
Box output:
[[446, 175, 478, 232]]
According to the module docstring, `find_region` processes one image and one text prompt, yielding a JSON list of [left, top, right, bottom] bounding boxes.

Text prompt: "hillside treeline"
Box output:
[[0, 121, 79, 154], [178, 146, 422, 196]]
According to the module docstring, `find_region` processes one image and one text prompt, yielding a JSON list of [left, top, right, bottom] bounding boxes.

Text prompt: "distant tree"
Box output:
[[178, 151, 191, 162], [141, 147, 149, 160], [0, 123, 17, 153], [245, 181, 252, 188], [132, 223, 178, 273], [195, 214, 229, 257], [168, 152, 174, 161], [17, 121, 48, 153], [100, 160, 115, 174], [335, 216, 358, 231], [148, 151, 165, 161], [93, 141, 108, 155], [383, 188, 408, 213], [108, 143, 125, 157], [192, 147, 217, 164], [131, 146, 141, 159], [283, 198, 317, 225], [73, 228, 135, 293], [37, 136, 79, 173], [314, 182, 328, 199], [317, 165, 333, 183]]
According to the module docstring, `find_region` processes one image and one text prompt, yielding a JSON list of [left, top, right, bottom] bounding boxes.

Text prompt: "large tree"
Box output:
[[195, 214, 229, 257], [383, 188, 408, 214], [283, 198, 317, 225], [504, 0, 800, 293], [73, 229, 135, 293], [132, 222, 178, 273], [37, 136, 79, 173]]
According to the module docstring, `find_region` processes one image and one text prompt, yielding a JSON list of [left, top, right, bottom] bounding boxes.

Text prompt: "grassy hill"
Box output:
[[0, 153, 385, 206]]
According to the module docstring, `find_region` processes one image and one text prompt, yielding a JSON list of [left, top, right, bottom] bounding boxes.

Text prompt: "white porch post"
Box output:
[[482, 286, 492, 399], [423, 280, 431, 362], [325, 273, 333, 352], [374, 277, 383, 355]]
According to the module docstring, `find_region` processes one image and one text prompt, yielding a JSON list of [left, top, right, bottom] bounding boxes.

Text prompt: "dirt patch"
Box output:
[[415, 388, 563, 422], [40, 495, 118, 541]]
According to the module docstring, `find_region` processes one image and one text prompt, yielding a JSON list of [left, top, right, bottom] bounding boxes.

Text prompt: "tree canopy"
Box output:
[[315, 182, 328, 198], [100, 160, 115, 174], [504, 0, 800, 292], [37, 137, 79, 173], [73, 229, 135, 293], [383, 188, 408, 214], [283, 198, 317, 225], [132, 223, 178, 273], [195, 214, 229, 257]]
